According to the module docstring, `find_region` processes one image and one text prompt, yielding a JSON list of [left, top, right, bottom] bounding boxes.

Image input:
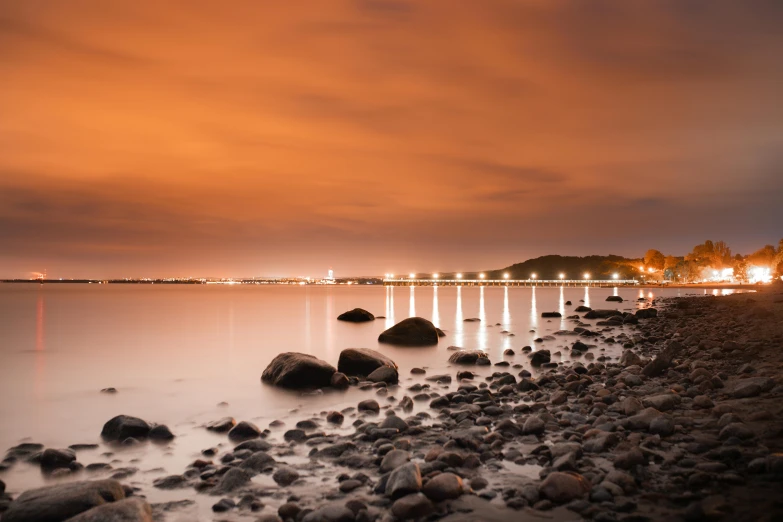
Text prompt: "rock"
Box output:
[[40, 448, 76, 472], [719, 423, 754, 440], [530, 350, 551, 366], [625, 407, 665, 431], [153, 475, 189, 489], [538, 472, 590, 504], [100, 415, 151, 441], [337, 308, 375, 322], [100, 388, 117, 394], [411, 367, 426, 374], [1, 479, 125, 522], [358, 400, 380, 413], [338, 348, 398, 377], [330, 372, 350, 389], [693, 395, 714, 409], [399, 396, 414, 411], [228, 421, 261, 441], [386, 462, 422, 499], [541, 312, 561, 318], [284, 429, 307, 442], [642, 341, 683, 377], [148, 424, 174, 440], [503, 349, 515, 356], [340, 479, 363, 493], [261, 352, 337, 389], [367, 366, 399, 384], [234, 439, 272, 452], [206, 417, 236, 432], [635, 308, 658, 319], [448, 350, 489, 365], [378, 317, 440, 346], [584, 310, 623, 319], [380, 450, 411, 472], [422, 473, 464, 501], [63, 497, 152, 522], [327, 411, 345, 424], [614, 448, 646, 469], [574, 306, 592, 312], [730, 377, 774, 398], [619, 350, 643, 367], [470, 477, 488, 491], [212, 498, 235, 513], [302, 504, 355, 522], [391, 494, 434, 520], [380, 415, 408, 433], [523, 416, 545, 435], [642, 393, 681, 412], [272, 467, 300, 486], [212, 468, 252, 494], [240, 451, 276, 472]]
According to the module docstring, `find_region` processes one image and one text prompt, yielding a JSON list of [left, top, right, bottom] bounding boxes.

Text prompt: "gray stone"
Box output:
[[391, 494, 434, 520], [538, 472, 590, 504], [262, 352, 337, 389], [211, 468, 253, 494], [240, 451, 276, 472], [1, 479, 126, 522], [100, 415, 151, 441], [448, 350, 490, 365], [422, 472, 464, 501], [378, 317, 440, 346], [642, 393, 681, 412], [522, 416, 545, 435], [337, 308, 375, 322], [380, 450, 411, 473], [642, 341, 683, 377], [386, 462, 422, 499], [228, 421, 261, 441], [367, 366, 399, 384], [272, 467, 300, 486], [63, 497, 152, 522], [338, 348, 397, 377]]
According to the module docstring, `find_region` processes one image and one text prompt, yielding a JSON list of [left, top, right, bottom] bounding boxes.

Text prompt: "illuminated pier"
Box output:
[[383, 278, 638, 287]]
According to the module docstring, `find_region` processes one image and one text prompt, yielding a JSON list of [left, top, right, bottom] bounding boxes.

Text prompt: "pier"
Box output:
[[383, 278, 638, 287]]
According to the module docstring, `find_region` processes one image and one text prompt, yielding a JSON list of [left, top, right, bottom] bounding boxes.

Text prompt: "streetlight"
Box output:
[[503, 273, 509, 280], [433, 273, 439, 279], [531, 273, 537, 280], [612, 273, 619, 280], [584, 273, 590, 279], [479, 273, 486, 279], [559, 273, 565, 280], [409, 273, 415, 279], [456, 273, 462, 279]]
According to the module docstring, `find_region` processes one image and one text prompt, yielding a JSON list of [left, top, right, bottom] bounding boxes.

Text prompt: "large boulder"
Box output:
[[378, 317, 440, 346], [530, 350, 551, 366], [448, 350, 490, 365], [422, 473, 464, 501], [100, 415, 151, 441], [63, 497, 152, 522], [337, 308, 375, 322], [635, 308, 658, 319], [261, 352, 336, 389], [584, 309, 623, 319], [606, 296, 623, 302], [338, 348, 398, 377], [1, 479, 126, 522], [386, 462, 422, 499]]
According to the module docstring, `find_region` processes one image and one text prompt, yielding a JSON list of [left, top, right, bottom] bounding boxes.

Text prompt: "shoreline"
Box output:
[[1, 286, 782, 521]]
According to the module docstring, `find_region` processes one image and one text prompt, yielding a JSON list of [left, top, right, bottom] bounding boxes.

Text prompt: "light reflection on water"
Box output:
[[432, 286, 440, 328], [409, 286, 415, 317], [455, 286, 464, 347]]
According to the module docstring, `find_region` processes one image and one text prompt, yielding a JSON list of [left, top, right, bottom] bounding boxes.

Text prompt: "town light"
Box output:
[[584, 273, 590, 279], [559, 273, 565, 280], [390, 274, 394, 278], [503, 273, 509, 279], [409, 273, 415, 279], [456, 273, 462, 279], [479, 273, 486, 279], [612, 273, 619, 280], [648, 267, 654, 273]]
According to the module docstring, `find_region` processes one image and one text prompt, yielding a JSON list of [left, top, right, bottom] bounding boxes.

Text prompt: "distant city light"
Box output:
[[503, 273, 509, 279], [639, 266, 644, 271], [479, 273, 486, 279], [612, 273, 619, 280], [456, 273, 462, 279], [559, 273, 565, 279], [648, 267, 654, 273], [584, 273, 590, 279]]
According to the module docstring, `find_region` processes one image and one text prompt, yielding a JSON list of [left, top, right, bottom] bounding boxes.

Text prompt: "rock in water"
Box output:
[[422, 473, 464, 501], [261, 352, 336, 389], [635, 308, 658, 319], [541, 312, 561, 318], [39, 448, 76, 472], [206, 417, 236, 433], [642, 341, 683, 377], [530, 350, 551, 366], [330, 372, 350, 389], [1, 479, 125, 522], [228, 421, 261, 441], [538, 472, 590, 504], [63, 497, 152, 522], [378, 317, 440, 346], [338, 348, 398, 376], [101, 415, 151, 441], [337, 308, 375, 322], [391, 494, 434, 520], [619, 350, 643, 367], [584, 309, 623, 319], [367, 366, 399, 384], [448, 350, 490, 365], [606, 295, 623, 302]]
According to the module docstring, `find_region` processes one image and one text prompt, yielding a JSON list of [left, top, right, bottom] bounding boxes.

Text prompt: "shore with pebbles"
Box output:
[[1, 284, 782, 522]]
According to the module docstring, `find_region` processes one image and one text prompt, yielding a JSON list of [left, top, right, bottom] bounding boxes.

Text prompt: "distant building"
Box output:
[[326, 268, 334, 281]]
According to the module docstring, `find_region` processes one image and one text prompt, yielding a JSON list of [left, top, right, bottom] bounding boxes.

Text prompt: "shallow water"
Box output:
[[0, 283, 748, 514]]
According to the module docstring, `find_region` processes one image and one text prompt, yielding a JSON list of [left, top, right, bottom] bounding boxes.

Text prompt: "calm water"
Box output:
[[0, 283, 742, 512]]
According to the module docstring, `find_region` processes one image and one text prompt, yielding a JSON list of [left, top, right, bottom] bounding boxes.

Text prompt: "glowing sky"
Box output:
[[1, 1, 782, 278]]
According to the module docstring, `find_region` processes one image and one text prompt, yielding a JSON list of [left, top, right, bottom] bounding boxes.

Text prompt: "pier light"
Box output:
[[433, 273, 439, 279], [409, 273, 415, 279], [584, 273, 590, 279], [612, 273, 619, 280], [559, 273, 565, 280], [503, 273, 509, 279], [479, 273, 486, 279], [456, 273, 462, 279], [390, 274, 394, 278], [531, 273, 537, 280]]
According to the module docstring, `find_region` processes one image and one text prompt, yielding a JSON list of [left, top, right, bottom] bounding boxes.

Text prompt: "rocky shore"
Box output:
[[1, 289, 782, 521]]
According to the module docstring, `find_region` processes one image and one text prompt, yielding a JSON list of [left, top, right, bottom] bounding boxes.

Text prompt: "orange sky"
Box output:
[[1, 0, 782, 278]]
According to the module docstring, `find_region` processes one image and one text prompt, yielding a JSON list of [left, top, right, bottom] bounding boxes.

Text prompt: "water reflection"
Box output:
[[432, 286, 440, 327], [455, 286, 464, 347], [305, 289, 311, 351], [409, 286, 415, 317], [325, 288, 334, 358], [478, 286, 487, 350], [502, 287, 510, 327], [386, 286, 395, 327], [35, 292, 45, 396], [613, 286, 619, 297], [558, 285, 566, 330], [584, 287, 591, 308], [529, 286, 537, 344]]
